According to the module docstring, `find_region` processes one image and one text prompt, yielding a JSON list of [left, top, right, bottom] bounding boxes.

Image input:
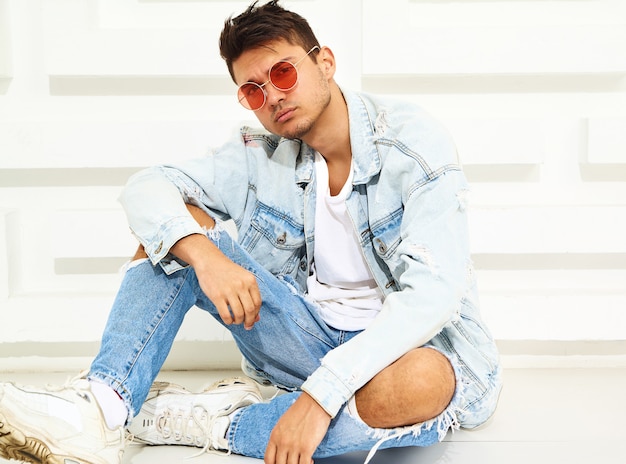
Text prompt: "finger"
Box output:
[[250, 279, 262, 310], [278, 449, 290, 464], [298, 451, 312, 464], [264, 442, 276, 464], [269, 436, 289, 464], [239, 292, 260, 330], [226, 295, 245, 325], [215, 299, 234, 325]]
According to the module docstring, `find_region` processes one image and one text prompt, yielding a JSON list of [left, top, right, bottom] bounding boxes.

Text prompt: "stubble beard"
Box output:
[[278, 70, 332, 141]]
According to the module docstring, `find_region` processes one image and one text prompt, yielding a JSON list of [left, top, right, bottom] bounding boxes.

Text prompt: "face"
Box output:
[[232, 40, 333, 140]]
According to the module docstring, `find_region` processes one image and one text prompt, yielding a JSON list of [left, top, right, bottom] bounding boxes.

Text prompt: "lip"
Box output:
[[274, 107, 295, 123]]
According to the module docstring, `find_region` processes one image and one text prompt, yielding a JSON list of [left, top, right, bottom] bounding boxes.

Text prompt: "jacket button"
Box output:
[[155, 242, 163, 254], [276, 232, 287, 245], [375, 239, 387, 254]]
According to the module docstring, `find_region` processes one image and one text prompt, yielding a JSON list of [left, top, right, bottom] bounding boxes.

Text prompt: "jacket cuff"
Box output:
[[301, 365, 353, 418], [143, 216, 205, 266]]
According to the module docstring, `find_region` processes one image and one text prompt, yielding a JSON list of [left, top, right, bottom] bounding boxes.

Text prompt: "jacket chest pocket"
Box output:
[[241, 203, 305, 276]]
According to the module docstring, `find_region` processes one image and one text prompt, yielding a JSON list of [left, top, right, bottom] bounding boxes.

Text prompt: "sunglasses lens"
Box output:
[[270, 61, 298, 90], [238, 83, 265, 110], [237, 61, 299, 110]]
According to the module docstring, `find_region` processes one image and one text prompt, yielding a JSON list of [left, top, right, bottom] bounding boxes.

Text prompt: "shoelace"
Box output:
[[156, 406, 206, 446], [154, 404, 231, 459], [363, 429, 406, 464], [188, 414, 232, 460]]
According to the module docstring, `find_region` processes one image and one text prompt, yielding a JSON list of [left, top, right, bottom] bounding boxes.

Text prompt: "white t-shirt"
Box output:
[[307, 153, 384, 331]]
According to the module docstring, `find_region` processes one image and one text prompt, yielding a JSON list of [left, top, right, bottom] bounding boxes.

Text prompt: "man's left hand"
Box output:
[[264, 392, 332, 464]]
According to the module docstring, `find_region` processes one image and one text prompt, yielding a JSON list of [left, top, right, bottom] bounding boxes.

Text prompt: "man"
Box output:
[[0, 1, 502, 464]]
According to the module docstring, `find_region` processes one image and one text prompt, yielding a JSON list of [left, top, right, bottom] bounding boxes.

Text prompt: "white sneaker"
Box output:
[[127, 377, 263, 453], [0, 376, 125, 464]]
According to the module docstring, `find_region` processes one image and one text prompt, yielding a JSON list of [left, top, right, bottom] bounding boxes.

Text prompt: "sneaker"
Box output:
[[0, 376, 125, 464], [127, 377, 263, 452]]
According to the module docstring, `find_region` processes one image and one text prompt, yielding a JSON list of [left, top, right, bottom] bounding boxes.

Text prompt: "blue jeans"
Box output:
[[88, 227, 475, 459]]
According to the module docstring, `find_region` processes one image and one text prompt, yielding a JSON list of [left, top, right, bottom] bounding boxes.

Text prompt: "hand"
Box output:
[[172, 233, 262, 330], [265, 393, 332, 464], [195, 251, 262, 330]]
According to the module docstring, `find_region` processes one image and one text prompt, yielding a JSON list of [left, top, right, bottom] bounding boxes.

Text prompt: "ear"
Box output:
[[317, 46, 336, 79]]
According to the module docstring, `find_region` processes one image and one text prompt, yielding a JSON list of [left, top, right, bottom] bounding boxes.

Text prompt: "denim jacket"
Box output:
[[120, 88, 501, 424]]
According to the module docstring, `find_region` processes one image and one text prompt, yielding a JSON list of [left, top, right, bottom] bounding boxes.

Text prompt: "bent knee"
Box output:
[[355, 347, 457, 427], [407, 348, 456, 417]]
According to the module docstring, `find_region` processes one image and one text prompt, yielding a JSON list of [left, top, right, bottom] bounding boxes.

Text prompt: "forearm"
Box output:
[[170, 230, 228, 273]]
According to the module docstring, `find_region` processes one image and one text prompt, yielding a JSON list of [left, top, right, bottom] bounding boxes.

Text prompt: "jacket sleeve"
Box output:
[[119, 166, 208, 265], [301, 168, 471, 417], [119, 132, 253, 266]]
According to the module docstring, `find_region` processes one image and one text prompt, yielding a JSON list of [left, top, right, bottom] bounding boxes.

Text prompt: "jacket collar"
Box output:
[[345, 88, 384, 185], [294, 88, 383, 186]]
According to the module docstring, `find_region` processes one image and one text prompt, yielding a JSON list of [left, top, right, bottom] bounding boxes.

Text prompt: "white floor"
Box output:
[[1, 367, 625, 464]]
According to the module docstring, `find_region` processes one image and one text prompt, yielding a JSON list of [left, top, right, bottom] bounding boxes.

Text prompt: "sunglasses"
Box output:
[[237, 46, 320, 111]]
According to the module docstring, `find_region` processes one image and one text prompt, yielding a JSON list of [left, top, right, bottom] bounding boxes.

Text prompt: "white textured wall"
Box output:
[[1, 0, 625, 371]]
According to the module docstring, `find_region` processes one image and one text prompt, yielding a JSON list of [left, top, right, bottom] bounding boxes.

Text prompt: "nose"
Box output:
[[264, 84, 286, 109]]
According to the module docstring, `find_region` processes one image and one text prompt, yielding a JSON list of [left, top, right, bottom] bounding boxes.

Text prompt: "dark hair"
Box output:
[[219, 0, 320, 82]]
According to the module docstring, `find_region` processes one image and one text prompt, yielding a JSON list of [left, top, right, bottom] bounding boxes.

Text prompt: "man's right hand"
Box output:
[[191, 239, 262, 330], [169, 206, 262, 330]]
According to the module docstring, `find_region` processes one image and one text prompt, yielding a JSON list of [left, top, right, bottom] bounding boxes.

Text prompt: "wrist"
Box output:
[[171, 233, 220, 270], [299, 392, 332, 420]]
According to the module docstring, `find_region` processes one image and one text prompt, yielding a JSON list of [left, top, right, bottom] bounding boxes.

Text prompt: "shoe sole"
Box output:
[[0, 412, 91, 464]]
